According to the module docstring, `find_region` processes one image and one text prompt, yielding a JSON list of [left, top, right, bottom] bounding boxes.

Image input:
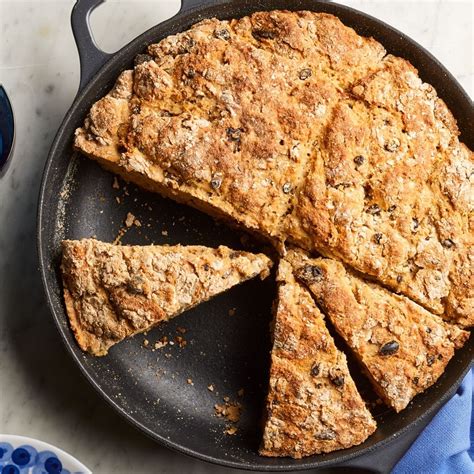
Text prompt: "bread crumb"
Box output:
[[175, 336, 187, 348], [225, 426, 238, 436], [208, 384, 215, 392], [226, 404, 241, 423], [214, 399, 242, 424], [223, 396, 230, 402], [113, 226, 128, 245], [112, 177, 120, 189], [176, 327, 187, 334], [134, 219, 142, 227], [154, 336, 169, 349], [143, 339, 149, 347], [115, 196, 121, 204], [125, 212, 135, 227], [228, 307, 236, 316], [162, 230, 168, 236], [187, 378, 194, 385]]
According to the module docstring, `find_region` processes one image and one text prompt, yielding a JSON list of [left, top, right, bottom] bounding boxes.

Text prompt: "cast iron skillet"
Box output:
[[38, 0, 473, 471]]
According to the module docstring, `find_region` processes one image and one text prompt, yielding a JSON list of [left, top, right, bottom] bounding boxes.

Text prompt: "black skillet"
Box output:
[[38, 0, 473, 471]]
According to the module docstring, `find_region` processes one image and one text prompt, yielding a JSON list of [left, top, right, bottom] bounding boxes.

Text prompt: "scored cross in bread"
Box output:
[[73, 11, 473, 327], [61, 239, 272, 356], [287, 249, 469, 412], [260, 258, 376, 458]]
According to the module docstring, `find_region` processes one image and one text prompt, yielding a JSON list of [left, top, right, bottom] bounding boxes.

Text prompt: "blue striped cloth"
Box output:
[[392, 369, 473, 474]]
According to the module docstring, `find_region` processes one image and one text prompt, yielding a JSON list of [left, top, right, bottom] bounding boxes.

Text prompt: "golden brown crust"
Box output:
[[73, 10, 473, 325], [61, 239, 272, 356], [287, 250, 470, 412], [260, 259, 376, 458], [288, 56, 474, 326], [74, 11, 384, 240]]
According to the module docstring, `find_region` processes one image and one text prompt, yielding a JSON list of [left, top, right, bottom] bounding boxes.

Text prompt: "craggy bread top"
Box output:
[[260, 259, 376, 458], [288, 250, 469, 412], [73, 10, 473, 324], [61, 239, 272, 356], [287, 55, 474, 326], [74, 11, 384, 237]]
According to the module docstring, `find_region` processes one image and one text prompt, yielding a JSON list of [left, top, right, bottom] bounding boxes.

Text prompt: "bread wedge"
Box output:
[[260, 258, 376, 458], [287, 249, 469, 412], [61, 239, 272, 355]]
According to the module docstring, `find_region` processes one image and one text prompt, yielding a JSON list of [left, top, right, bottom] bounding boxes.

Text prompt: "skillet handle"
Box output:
[[71, 0, 113, 92]]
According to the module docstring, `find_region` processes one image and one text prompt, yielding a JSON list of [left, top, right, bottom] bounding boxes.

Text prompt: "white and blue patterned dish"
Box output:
[[0, 435, 91, 474]]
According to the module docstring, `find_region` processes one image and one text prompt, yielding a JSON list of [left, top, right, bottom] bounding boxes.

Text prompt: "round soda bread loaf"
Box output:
[[70, 9, 473, 458]]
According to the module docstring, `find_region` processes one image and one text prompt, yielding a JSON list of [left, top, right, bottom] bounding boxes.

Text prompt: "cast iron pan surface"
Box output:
[[38, 0, 473, 471]]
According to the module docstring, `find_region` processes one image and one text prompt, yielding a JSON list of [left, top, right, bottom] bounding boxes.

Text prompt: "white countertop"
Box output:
[[0, 1, 472, 472]]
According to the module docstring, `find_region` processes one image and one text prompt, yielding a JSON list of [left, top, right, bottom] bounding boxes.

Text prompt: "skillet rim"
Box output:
[[37, 1, 473, 470]]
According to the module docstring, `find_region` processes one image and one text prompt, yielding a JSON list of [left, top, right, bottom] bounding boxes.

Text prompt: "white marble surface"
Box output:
[[0, 1, 472, 472]]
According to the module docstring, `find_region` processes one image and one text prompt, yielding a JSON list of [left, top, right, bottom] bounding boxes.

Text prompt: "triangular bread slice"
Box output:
[[287, 249, 469, 412], [260, 258, 376, 458], [61, 239, 272, 356]]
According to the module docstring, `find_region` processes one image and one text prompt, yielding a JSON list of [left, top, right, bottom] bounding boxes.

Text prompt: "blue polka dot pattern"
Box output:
[[0, 444, 78, 474], [2, 465, 19, 474], [16, 446, 36, 469], [37, 451, 56, 466], [0, 444, 13, 463], [44, 457, 62, 474], [11, 449, 30, 466]]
